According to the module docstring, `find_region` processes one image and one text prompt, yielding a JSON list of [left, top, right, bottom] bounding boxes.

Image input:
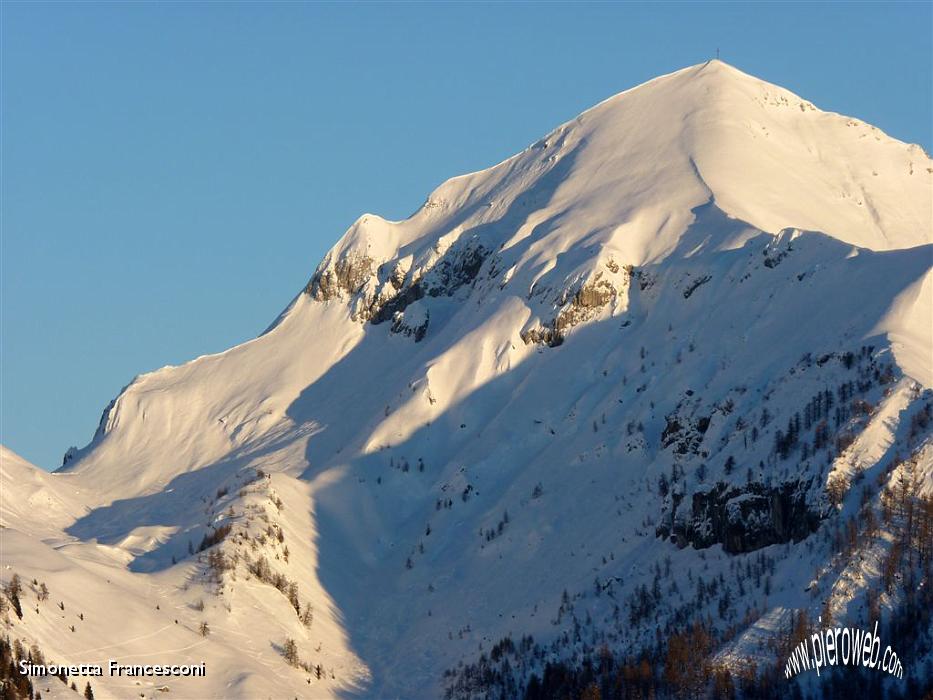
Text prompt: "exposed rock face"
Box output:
[[306, 254, 376, 302], [660, 413, 711, 456], [521, 265, 631, 347], [390, 303, 430, 342], [658, 479, 821, 554], [372, 240, 490, 326], [308, 234, 636, 348], [682, 274, 712, 299], [518, 324, 563, 347], [61, 446, 79, 468], [304, 238, 490, 337]]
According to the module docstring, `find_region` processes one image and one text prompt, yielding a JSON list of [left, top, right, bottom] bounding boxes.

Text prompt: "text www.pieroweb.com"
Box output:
[[784, 620, 904, 679]]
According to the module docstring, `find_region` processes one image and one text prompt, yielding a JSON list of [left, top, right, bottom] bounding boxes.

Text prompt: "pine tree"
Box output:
[[300, 603, 314, 628], [84, 681, 95, 700], [5, 574, 23, 619], [287, 582, 300, 615], [282, 638, 299, 666]]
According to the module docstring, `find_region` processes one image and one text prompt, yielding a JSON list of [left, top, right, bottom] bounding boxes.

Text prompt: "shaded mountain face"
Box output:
[[4, 62, 932, 699]]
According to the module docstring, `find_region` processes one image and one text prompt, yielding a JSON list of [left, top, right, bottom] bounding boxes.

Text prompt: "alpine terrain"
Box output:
[[2, 61, 932, 700]]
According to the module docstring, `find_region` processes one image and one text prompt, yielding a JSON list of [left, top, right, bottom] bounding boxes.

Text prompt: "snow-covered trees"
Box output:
[[300, 603, 315, 628], [282, 638, 299, 667], [3, 574, 23, 619], [826, 474, 848, 508], [198, 523, 232, 552]]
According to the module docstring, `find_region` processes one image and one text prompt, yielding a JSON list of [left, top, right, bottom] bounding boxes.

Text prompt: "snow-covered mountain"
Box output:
[[3, 61, 931, 699]]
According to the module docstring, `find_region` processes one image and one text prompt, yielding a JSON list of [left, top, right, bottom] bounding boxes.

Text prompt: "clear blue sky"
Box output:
[[2, 2, 931, 470]]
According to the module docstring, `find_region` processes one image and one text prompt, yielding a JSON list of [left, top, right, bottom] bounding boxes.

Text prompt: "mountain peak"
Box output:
[[309, 62, 929, 315], [585, 59, 800, 116]]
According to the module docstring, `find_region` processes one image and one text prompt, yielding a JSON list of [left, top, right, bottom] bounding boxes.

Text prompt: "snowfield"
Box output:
[[2, 61, 931, 699]]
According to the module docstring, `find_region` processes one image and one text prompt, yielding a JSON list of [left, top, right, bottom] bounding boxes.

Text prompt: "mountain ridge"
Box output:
[[5, 62, 932, 699], [310, 60, 928, 284]]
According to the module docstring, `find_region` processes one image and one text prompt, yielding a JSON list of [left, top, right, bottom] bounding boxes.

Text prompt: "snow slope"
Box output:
[[3, 61, 931, 699]]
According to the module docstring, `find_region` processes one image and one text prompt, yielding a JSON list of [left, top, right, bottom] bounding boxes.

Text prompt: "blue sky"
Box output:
[[2, 2, 931, 470]]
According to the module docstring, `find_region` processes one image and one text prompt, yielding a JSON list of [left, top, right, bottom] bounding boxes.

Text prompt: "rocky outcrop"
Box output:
[[306, 254, 376, 302], [682, 274, 712, 299], [305, 238, 489, 336], [660, 413, 711, 456], [308, 234, 635, 349], [521, 266, 630, 347], [762, 229, 797, 268], [657, 479, 820, 554], [390, 303, 430, 342], [372, 240, 489, 326]]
